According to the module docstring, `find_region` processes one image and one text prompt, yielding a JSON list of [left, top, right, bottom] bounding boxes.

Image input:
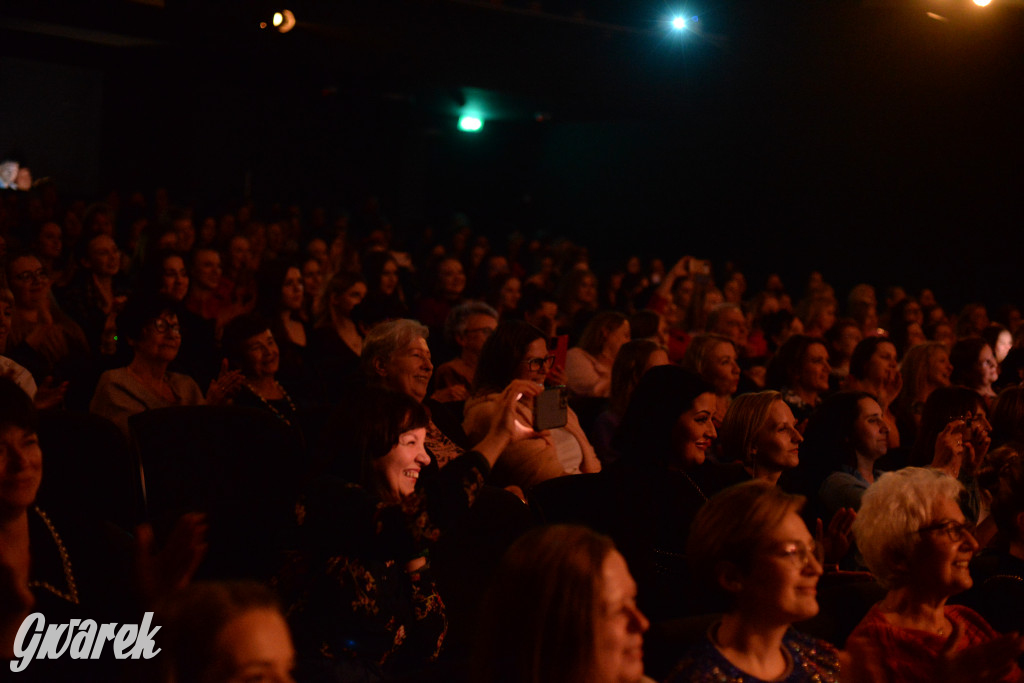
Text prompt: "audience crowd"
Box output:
[[3, 182, 1024, 681]]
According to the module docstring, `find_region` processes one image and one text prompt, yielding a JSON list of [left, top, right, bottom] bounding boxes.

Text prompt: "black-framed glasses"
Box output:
[[917, 520, 974, 544], [522, 355, 556, 373], [150, 319, 182, 336]]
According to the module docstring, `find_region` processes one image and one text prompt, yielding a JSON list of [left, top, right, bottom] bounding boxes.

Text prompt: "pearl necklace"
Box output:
[[244, 380, 297, 426], [29, 506, 80, 604]]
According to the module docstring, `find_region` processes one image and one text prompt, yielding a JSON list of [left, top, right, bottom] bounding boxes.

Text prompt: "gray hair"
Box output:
[[361, 318, 429, 380], [445, 300, 498, 343], [852, 467, 964, 589]]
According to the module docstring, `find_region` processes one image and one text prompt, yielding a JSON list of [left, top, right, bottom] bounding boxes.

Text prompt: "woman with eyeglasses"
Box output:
[[431, 301, 499, 403], [463, 320, 601, 489], [89, 292, 243, 436], [846, 467, 1024, 683], [667, 480, 840, 683]]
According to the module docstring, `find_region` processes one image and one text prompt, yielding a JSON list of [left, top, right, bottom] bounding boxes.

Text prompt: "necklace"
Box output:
[[680, 469, 709, 502], [29, 506, 80, 604], [244, 380, 297, 426]]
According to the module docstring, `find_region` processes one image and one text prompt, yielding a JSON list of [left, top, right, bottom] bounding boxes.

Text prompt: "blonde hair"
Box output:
[[719, 391, 784, 466]]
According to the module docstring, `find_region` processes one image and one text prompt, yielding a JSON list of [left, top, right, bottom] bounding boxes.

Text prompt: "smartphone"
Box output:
[[534, 386, 568, 431]]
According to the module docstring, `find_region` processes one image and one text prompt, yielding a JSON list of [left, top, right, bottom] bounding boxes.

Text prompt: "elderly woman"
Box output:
[[668, 481, 840, 682], [222, 314, 299, 427], [718, 390, 802, 486], [280, 382, 540, 681], [362, 318, 480, 469], [463, 320, 601, 488], [431, 300, 499, 402], [681, 333, 741, 427], [472, 524, 654, 683], [564, 310, 630, 398], [847, 467, 1024, 682], [766, 334, 832, 429], [89, 293, 243, 436]]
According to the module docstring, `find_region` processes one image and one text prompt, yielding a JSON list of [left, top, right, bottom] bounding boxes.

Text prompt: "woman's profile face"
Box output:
[[281, 268, 304, 312], [904, 495, 978, 598], [0, 424, 43, 515], [926, 348, 953, 387], [603, 321, 631, 360], [160, 255, 190, 302], [517, 338, 550, 384], [379, 259, 400, 295], [373, 427, 430, 501], [865, 342, 898, 385], [672, 392, 718, 467], [592, 550, 649, 683], [213, 608, 296, 683], [751, 401, 802, 471], [333, 282, 367, 318], [975, 344, 998, 388], [796, 343, 831, 394], [995, 330, 1013, 364], [242, 329, 279, 379], [301, 259, 322, 300], [734, 510, 821, 625], [703, 341, 740, 397], [499, 277, 521, 311], [851, 397, 888, 461]]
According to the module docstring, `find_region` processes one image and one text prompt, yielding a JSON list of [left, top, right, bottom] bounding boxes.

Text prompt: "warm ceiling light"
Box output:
[[261, 9, 296, 32]]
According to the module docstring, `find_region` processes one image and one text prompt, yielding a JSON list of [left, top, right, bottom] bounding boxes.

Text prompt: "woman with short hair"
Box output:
[[668, 481, 840, 683], [847, 467, 1023, 682]]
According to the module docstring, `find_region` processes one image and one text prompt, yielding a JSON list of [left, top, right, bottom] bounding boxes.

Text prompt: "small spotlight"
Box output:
[[671, 16, 686, 30], [458, 116, 483, 132], [972, 0, 992, 5], [261, 9, 296, 33]]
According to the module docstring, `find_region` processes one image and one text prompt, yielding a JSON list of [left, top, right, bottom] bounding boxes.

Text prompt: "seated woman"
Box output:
[[222, 314, 299, 427], [471, 524, 655, 683], [766, 334, 832, 430], [823, 317, 862, 388], [605, 365, 748, 620], [847, 467, 1024, 682], [431, 301, 499, 402], [279, 381, 541, 682], [157, 580, 295, 683], [591, 339, 669, 464], [950, 337, 999, 409], [990, 386, 1024, 448], [463, 320, 601, 488], [308, 271, 367, 398], [257, 261, 313, 402], [362, 318, 469, 468], [800, 391, 888, 523], [843, 337, 902, 451], [359, 251, 409, 325], [718, 390, 802, 486], [89, 293, 242, 437], [565, 311, 630, 398], [667, 481, 840, 683], [893, 342, 952, 446], [681, 333, 741, 428], [982, 324, 1013, 365]]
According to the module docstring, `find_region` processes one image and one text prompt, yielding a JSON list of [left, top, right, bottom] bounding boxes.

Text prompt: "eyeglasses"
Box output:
[[770, 541, 819, 569], [12, 269, 48, 284], [522, 354, 556, 373], [150, 319, 182, 336], [917, 520, 975, 544]]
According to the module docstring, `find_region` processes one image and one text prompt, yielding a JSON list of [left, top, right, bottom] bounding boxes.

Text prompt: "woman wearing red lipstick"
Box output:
[[605, 366, 747, 620], [281, 381, 542, 682], [847, 467, 1024, 683], [668, 481, 840, 683]]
